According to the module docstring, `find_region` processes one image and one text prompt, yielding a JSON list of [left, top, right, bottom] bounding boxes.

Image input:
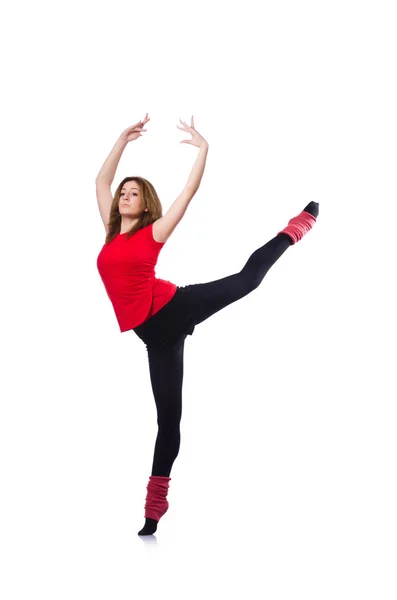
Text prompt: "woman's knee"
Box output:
[[157, 406, 182, 429], [238, 269, 262, 294]]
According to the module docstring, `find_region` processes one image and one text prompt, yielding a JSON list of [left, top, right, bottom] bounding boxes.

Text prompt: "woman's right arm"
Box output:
[[95, 116, 149, 231], [95, 114, 150, 184], [95, 137, 128, 232], [95, 136, 128, 185]]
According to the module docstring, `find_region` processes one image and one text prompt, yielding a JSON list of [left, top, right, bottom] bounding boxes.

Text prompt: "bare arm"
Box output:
[[152, 143, 209, 243], [95, 136, 128, 184], [183, 142, 209, 192]]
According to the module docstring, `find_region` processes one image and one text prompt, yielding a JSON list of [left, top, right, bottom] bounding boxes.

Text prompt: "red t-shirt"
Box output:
[[96, 222, 177, 332]]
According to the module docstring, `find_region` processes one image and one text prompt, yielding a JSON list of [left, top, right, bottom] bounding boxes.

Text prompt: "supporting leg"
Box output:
[[138, 337, 186, 536]]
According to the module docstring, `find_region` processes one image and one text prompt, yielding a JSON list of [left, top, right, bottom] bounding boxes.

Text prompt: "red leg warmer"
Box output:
[[144, 475, 172, 521], [277, 210, 317, 244]]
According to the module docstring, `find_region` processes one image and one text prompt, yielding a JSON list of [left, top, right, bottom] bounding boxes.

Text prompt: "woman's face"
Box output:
[[119, 182, 143, 215]]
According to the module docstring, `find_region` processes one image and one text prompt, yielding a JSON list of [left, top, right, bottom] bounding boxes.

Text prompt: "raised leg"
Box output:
[[179, 233, 292, 327], [179, 202, 318, 328]]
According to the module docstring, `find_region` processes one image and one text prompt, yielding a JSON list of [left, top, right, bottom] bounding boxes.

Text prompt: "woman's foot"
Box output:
[[303, 201, 319, 218], [137, 475, 171, 536], [138, 517, 158, 536]]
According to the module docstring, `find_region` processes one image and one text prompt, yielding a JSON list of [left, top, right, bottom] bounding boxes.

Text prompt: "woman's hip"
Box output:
[[132, 287, 196, 348]]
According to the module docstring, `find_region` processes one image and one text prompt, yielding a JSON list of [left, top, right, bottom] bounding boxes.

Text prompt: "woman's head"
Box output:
[[105, 176, 163, 244]]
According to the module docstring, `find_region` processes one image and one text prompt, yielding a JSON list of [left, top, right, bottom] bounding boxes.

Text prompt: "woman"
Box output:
[[96, 113, 319, 536]]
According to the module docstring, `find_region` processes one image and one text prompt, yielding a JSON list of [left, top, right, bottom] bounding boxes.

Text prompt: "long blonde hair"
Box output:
[[105, 176, 163, 244]]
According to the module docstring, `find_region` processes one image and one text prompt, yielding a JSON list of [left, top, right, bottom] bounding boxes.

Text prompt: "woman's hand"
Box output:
[[177, 116, 208, 149], [119, 113, 150, 143]]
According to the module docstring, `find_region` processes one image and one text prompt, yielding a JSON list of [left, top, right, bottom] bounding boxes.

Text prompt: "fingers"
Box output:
[[179, 117, 194, 129], [133, 114, 197, 133], [139, 113, 150, 126]]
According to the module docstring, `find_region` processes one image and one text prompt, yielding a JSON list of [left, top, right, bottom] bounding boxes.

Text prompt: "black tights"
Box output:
[[136, 233, 293, 477]]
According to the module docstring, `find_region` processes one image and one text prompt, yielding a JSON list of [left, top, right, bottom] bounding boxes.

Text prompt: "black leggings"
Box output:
[[132, 233, 293, 477]]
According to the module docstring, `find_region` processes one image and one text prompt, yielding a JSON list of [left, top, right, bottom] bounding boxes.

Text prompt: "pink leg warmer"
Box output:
[[277, 210, 317, 244], [144, 475, 172, 521]]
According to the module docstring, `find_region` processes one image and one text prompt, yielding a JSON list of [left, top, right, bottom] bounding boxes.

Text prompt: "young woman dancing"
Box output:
[[96, 113, 319, 536]]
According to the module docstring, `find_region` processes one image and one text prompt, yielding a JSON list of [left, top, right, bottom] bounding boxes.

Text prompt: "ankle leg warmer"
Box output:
[[277, 202, 319, 244], [144, 475, 171, 521]]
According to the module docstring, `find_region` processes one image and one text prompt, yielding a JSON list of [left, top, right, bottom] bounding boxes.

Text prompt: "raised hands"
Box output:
[[177, 116, 208, 149], [119, 114, 208, 148], [119, 113, 150, 143]]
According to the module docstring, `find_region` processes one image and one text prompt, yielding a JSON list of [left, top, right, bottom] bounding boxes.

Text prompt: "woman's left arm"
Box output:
[[179, 117, 209, 192], [152, 117, 209, 243], [184, 142, 209, 191]]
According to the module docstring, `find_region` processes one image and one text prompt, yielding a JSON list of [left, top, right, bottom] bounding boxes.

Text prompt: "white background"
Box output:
[[1, 0, 396, 598]]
